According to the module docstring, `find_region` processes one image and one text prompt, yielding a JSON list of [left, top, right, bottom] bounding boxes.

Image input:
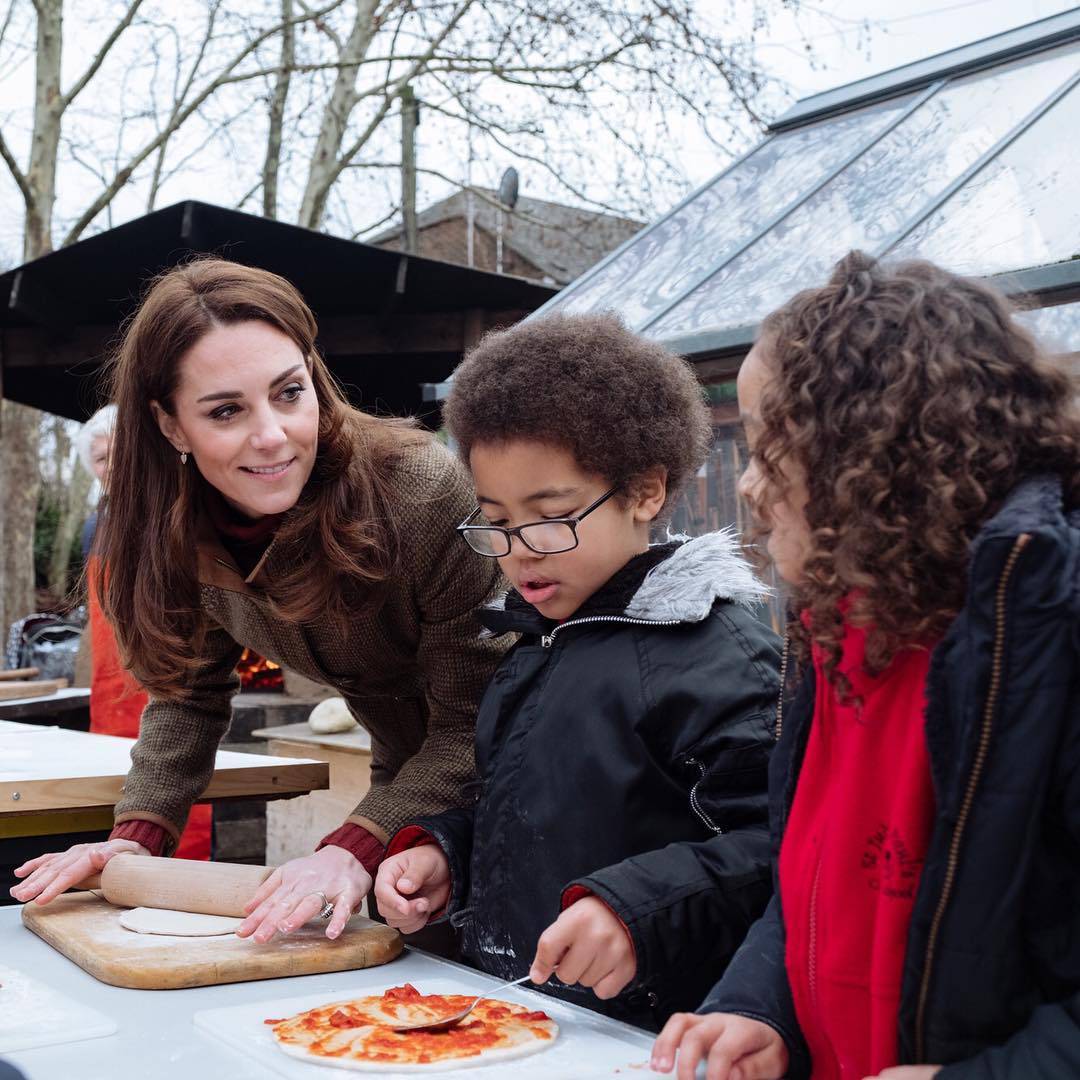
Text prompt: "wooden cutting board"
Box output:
[[22, 893, 403, 990]]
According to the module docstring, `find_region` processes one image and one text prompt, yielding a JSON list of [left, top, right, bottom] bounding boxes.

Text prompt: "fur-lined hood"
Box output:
[[481, 529, 770, 634]]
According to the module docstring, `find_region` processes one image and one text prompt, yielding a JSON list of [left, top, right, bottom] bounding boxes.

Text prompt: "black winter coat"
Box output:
[[703, 477, 1080, 1078], [405, 533, 781, 1031]]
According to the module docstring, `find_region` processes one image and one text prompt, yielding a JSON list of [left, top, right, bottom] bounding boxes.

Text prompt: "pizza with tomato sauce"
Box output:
[[266, 983, 558, 1072]]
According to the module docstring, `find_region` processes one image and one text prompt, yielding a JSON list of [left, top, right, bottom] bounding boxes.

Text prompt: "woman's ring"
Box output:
[[309, 891, 334, 920]]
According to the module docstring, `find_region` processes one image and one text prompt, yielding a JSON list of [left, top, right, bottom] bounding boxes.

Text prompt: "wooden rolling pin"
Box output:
[[78, 855, 275, 917]]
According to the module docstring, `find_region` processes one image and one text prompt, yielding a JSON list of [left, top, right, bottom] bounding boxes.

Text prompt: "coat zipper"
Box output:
[[685, 757, 723, 834], [539, 614, 681, 647], [912, 532, 1031, 1061], [776, 634, 790, 743], [808, 855, 822, 1015]]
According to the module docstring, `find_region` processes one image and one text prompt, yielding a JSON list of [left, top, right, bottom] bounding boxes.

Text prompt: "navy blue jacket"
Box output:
[[702, 477, 1080, 1078], [401, 533, 780, 1030]]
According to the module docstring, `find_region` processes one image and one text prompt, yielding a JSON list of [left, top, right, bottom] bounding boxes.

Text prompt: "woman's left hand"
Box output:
[[863, 1068, 941, 1079], [237, 845, 372, 943]]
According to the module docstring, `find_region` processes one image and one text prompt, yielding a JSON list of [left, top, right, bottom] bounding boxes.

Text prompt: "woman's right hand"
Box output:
[[650, 1012, 789, 1080], [374, 845, 451, 934], [9, 839, 150, 906]]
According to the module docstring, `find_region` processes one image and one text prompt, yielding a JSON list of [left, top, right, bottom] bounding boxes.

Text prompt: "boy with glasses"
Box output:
[[374, 313, 779, 1030]]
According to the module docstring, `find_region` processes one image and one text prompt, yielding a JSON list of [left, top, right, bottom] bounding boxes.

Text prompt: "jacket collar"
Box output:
[[480, 529, 770, 637], [195, 508, 276, 595]]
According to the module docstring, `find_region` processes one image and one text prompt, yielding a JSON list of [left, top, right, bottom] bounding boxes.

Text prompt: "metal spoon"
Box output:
[[389, 975, 533, 1033]]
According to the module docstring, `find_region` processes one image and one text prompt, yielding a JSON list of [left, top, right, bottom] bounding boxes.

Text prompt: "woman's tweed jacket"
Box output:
[[113, 436, 508, 851]]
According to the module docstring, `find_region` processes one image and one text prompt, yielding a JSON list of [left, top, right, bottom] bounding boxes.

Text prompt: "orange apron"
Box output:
[[88, 555, 211, 860]]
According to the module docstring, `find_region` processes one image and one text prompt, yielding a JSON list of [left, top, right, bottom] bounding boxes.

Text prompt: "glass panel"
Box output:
[[890, 84, 1080, 276], [1016, 300, 1080, 356], [650, 44, 1080, 339], [543, 99, 911, 328]]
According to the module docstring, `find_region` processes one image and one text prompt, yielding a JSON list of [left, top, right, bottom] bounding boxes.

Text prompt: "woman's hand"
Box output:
[[651, 1012, 789, 1080], [529, 896, 637, 1000], [10, 839, 150, 906], [374, 845, 451, 934], [238, 845, 372, 943]]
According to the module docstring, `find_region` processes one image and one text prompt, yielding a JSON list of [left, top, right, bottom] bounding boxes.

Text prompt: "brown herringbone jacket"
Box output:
[[114, 436, 507, 849]]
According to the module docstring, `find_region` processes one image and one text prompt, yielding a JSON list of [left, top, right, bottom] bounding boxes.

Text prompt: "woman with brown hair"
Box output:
[[11, 258, 506, 942], [652, 252, 1080, 1079]]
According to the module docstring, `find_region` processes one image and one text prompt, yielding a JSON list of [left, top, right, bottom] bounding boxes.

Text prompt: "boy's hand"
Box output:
[[374, 844, 451, 934], [529, 896, 636, 1000], [651, 1012, 788, 1080]]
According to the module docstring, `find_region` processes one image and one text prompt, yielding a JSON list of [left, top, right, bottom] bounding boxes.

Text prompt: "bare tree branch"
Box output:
[[62, 0, 347, 246], [62, 0, 145, 107], [0, 126, 31, 206]]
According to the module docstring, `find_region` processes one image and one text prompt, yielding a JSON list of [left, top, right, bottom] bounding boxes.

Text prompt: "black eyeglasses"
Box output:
[[456, 486, 619, 557]]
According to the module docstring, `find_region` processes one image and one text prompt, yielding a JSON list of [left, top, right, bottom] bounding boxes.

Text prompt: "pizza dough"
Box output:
[[267, 983, 558, 1072], [308, 697, 359, 734], [118, 907, 244, 937]]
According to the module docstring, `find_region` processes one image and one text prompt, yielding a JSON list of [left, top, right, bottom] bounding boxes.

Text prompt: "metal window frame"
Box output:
[[636, 81, 945, 336], [525, 135, 777, 323], [877, 66, 1080, 259], [770, 7, 1080, 132]]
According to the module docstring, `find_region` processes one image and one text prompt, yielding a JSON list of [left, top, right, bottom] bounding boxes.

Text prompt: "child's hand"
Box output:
[[373, 844, 451, 934], [650, 1012, 788, 1080], [528, 896, 636, 1000]]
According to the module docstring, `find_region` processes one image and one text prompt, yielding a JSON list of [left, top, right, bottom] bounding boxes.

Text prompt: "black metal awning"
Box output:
[[0, 200, 557, 421]]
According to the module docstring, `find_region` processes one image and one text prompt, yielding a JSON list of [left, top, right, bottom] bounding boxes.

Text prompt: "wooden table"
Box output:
[[0, 720, 329, 845], [0, 687, 90, 730], [250, 722, 372, 865]]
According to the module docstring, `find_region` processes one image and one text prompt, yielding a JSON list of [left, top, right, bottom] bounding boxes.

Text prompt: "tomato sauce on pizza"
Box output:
[[267, 983, 558, 1071]]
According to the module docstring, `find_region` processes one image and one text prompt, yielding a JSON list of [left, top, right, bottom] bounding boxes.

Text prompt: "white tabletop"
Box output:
[[0, 722, 328, 816], [0, 905, 659, 1080]]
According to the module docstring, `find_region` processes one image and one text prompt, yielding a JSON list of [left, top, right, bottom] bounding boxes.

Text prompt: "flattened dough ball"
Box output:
[[118, 907, 243, 936]]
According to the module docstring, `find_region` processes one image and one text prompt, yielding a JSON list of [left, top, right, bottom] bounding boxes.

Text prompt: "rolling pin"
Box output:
[[78, 855, 275, 917]]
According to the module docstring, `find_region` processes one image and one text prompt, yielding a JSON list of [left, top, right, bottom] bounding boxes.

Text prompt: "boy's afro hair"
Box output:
[[443, 312, 711, 515]]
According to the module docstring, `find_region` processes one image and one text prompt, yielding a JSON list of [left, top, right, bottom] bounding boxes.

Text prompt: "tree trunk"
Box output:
[[1, 402, 42, 639], [24, 0, 63, 261], [262, 0, 294, 218], [297, 0, 380, 229], [49, 455, 93, 600]]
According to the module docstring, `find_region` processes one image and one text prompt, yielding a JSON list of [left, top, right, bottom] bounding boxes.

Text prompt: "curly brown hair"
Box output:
[[753, 251, 1080, 690], [443, 312, 711, 516]]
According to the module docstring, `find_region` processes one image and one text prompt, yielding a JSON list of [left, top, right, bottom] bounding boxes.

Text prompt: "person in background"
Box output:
[[651, 252, 1080, 1080], [12, 259, 506, 935], [375, 314, 780, 1030], [76, 403, 115, 558], [75, 402, 212, 860]]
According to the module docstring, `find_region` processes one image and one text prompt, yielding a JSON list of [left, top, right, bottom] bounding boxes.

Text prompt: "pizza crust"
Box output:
[[275, 1033, 554, 1073], [268, 986, 558, 1072], [118, 907, 243, 937]]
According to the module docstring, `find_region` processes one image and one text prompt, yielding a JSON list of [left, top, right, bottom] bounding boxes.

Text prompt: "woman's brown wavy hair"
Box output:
[[96, 258, 423, 700], [751, 251, 1079, 691]]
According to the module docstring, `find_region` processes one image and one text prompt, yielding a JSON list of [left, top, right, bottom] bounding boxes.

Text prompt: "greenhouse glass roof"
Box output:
[[534, 9, 1080, 359]]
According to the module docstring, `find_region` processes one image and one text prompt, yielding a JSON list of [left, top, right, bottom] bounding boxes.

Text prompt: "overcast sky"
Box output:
[[0, 0, 1075, 261]]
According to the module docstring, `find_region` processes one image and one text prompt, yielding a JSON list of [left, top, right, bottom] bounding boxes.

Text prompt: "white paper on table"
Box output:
[[0, 964, 118, 1053]]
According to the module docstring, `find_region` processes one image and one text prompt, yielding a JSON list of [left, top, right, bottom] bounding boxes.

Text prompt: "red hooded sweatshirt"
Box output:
[[779, 621, 936, 1078]]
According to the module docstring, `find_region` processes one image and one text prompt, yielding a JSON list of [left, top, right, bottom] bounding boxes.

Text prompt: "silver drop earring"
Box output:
[[180, 450, 189, 465]]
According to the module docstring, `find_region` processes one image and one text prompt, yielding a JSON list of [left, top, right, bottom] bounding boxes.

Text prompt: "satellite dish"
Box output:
[[497, 167, 519, 210]]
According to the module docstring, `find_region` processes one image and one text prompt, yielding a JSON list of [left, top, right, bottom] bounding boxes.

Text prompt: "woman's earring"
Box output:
[[180, 450, 189, 465]]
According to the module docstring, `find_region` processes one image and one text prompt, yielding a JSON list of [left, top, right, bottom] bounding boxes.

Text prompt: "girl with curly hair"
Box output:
[[653, 252, 1080, 1080]]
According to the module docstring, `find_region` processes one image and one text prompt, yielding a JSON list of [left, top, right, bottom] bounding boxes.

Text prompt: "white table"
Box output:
[[0, 905, 659, 1079]]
